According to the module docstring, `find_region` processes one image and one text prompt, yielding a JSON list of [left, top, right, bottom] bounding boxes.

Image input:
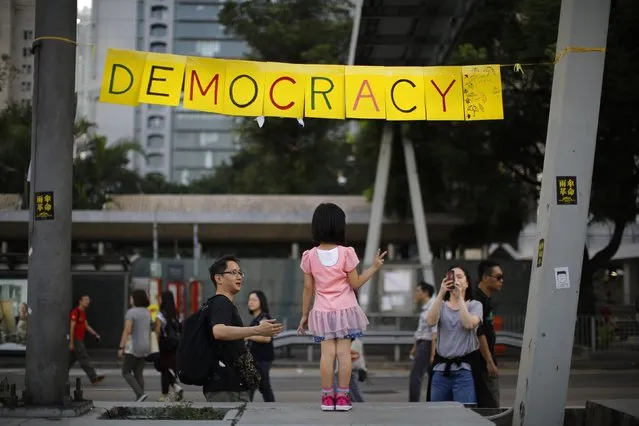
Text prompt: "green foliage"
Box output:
[[202, 0, 356, 194], [0, 104, 178, 209], [0, 102, 31, 197], [73, 136, 143, 208]]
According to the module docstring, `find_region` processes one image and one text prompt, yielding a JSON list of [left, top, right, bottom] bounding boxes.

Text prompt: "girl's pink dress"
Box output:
[[300, 246, 369, 342]]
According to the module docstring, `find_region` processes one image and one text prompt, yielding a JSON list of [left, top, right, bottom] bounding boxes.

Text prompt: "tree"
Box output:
[[73, 136, 143, 209], [0, 102, 31, 198], [204, 0, 356, 194], [407, 0, 639, 314]]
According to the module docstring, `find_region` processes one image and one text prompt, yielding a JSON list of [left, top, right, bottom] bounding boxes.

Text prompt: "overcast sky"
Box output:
[[78, 0, 91, 10]]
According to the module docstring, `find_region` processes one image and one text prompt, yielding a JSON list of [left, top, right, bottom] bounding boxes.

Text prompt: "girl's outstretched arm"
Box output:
[[347, 249, 387, 290]]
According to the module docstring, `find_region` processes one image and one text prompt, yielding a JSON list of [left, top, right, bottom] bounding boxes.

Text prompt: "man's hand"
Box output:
[[95, 334, 101, 342], [487, 361, 499, 378], [117, 349, 124, 359], [409, 344, 416, 358], [350, 350, 360, 361], [256, 319, 284, 337]]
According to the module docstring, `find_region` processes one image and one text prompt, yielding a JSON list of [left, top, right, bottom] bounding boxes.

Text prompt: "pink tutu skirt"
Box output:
[[308, 305, 369, 342]]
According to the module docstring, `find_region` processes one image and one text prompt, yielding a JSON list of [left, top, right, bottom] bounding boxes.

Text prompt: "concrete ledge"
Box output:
[[238, 402, 494, 425], [0, 400, 93, 418], [2, 402, 494, 425], [586, 400, 639, 426]]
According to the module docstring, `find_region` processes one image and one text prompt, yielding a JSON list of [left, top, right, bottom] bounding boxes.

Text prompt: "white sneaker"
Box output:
[[136, 394, 148, 402]]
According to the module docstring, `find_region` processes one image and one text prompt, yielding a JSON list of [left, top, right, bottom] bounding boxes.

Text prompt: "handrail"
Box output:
[[273, 330, 525, 348]]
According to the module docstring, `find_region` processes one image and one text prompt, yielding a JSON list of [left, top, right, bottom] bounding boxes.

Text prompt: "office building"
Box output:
[[0, 0, 34, 109], [75, 6, 94, 122], [91, 0, 247, 183]]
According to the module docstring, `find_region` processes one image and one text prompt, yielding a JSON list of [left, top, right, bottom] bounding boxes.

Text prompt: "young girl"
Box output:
[[297, 202, 386, 411]]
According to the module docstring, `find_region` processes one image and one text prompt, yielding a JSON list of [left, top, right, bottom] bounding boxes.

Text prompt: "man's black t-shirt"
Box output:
[[202, 295, 247, 393], [248, 313, 275, 362], [475, 288, 496, 364]]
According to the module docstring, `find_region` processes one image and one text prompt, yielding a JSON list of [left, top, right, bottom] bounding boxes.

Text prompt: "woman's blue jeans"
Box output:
[[430, 369, 476, 405]]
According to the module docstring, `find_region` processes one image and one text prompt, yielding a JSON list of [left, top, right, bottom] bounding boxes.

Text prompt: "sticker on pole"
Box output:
[[34, 191, 55, 221], [556, 176, 577, 205], [554, 267, 570, 289], [536, 239, 544, 267]]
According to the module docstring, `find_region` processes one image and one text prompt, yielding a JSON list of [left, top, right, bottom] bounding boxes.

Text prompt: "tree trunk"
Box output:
[[576, 217, 627, 347], [578, 216, 627, 315]]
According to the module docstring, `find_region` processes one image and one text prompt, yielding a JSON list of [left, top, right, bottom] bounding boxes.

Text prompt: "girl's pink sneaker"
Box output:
[[335, 393, 352, 411], [321, 394, 335, 411]]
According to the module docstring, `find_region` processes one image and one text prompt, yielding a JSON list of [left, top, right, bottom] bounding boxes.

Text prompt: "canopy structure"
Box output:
[[348, 0, 481, 66]]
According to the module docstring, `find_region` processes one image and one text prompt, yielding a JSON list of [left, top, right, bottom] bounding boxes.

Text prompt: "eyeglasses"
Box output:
[[488, 274, 504, 281], [222, 270, 245, 278]]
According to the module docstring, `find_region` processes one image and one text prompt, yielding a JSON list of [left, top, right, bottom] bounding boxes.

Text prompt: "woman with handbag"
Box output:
[[245, 290, 276, 402], [155, 291, 184, 402]]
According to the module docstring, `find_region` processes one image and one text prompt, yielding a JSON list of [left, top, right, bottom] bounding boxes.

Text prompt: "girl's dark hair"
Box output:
[[160, 290, 177, 322], [131, 289, 150, 308], [248, 290, 270, 316], [311, 203, 346, 245], [443, 265, 474, 302]]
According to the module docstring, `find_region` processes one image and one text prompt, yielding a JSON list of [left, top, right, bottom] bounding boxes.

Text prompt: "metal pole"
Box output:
[[361, 123, 393, 312], [24, 0, 77, 406], [512, 0, 610, 425], [402, 134, 435, 286]]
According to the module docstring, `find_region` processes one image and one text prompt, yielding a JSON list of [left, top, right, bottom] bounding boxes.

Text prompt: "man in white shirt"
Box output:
[[408, 281, 437, 402]]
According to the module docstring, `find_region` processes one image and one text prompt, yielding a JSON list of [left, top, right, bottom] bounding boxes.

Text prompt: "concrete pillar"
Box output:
[[362, 124, 393, 312], [512, 1, 610, 424], [402, 134, 435, 286], [291, 242, 300, 259]]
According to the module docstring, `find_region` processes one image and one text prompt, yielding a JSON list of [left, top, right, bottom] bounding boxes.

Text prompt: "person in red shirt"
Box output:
[[69, 295, 105, 384]]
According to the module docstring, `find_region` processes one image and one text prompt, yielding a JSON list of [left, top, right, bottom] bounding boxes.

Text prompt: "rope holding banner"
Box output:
[[32, 36, 96, 61]]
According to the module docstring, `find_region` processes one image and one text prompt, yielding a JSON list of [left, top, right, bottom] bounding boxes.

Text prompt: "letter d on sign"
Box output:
[[99, 48, 148, 106], [109, 64, 133, 95]]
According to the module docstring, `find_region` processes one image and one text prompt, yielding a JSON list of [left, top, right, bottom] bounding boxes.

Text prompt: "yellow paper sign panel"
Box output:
[[345, 66, 387, 119], [423, 66, 465, 121], [223, 60, 266, 117], [183, 57, 226, 114], [462, 65, 504, 121], [99, 49, 147, 106], [386, 67, 426, 121], [303, 65, 345, 120], [137, 53, 187, 106], [263, 62, 306, 118]]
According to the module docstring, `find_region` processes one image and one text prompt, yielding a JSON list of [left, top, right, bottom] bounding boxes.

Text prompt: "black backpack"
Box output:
[[159, 315, 181, 353], [176, 296, 220, 386]]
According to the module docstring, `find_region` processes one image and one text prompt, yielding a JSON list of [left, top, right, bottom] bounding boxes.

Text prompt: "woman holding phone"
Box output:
[[425, 266, 483, 405]]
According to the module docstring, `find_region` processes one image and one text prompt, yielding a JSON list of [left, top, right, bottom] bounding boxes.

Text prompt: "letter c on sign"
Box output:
[[390, 79, 417, 113], [269, 76, 296, 110], [229, 74, 258, 108]]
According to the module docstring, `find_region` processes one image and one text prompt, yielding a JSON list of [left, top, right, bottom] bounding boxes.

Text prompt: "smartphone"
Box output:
[[446, 270, 454, 282]]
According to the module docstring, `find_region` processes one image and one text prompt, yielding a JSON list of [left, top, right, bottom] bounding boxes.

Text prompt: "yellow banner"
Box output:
[[99, 48, 504, 121]]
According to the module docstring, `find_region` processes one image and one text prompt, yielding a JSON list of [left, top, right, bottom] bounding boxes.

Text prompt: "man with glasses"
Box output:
[[203, 255, 283, 402], [476, 260, 504, 408]]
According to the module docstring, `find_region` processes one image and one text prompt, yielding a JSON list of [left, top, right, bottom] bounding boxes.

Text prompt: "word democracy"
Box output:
[[100, 49, 504, 122]]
